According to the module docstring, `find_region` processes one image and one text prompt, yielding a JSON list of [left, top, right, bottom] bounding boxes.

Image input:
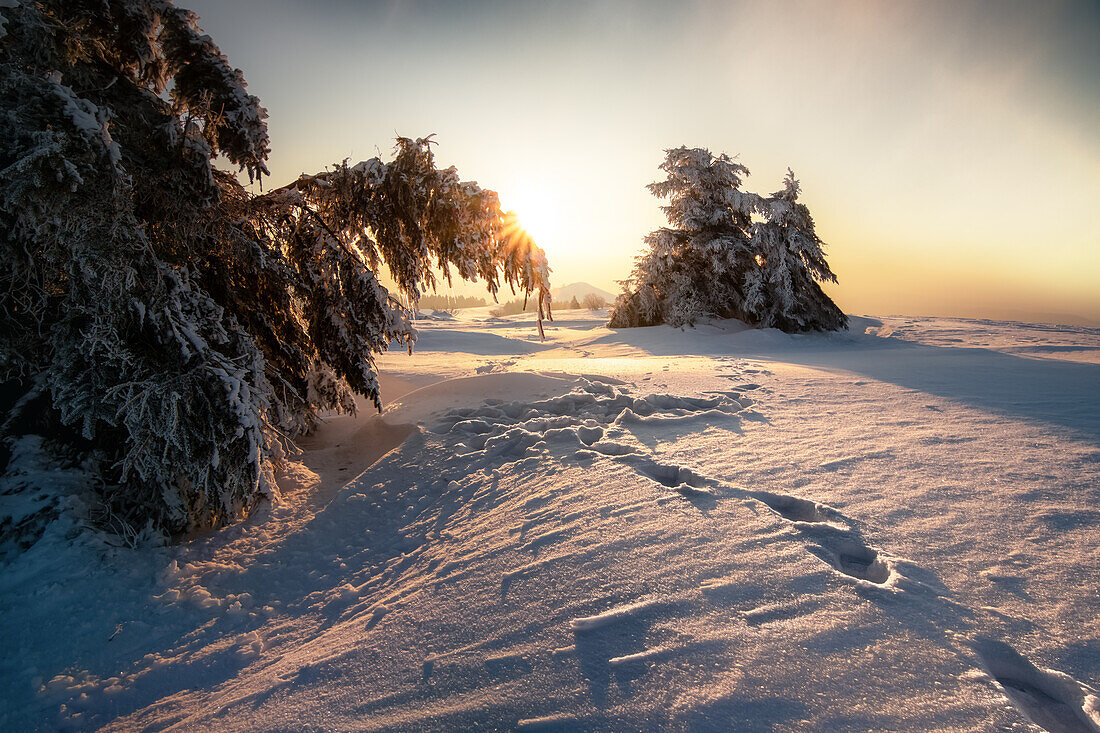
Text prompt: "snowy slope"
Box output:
[[2, 312, 1098, 731], [552, 282, 616, 304]]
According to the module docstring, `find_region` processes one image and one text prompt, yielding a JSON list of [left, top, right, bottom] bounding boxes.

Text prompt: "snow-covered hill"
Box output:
[[552, 282, 616, 304], [2, 313, 1099, 731]]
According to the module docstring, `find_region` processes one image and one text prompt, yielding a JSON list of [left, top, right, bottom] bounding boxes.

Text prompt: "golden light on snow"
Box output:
[[192, 0, 1100, 323]]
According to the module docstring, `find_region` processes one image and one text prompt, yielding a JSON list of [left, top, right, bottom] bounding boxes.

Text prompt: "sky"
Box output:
[[188, 0, 1100, 324]]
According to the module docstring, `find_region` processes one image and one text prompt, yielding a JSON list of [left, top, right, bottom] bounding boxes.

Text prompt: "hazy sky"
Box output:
[[188, 0, 1099, 324]]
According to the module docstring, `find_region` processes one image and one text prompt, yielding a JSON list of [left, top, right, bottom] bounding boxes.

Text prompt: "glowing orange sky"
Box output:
[[191, 0, 1099, 325]]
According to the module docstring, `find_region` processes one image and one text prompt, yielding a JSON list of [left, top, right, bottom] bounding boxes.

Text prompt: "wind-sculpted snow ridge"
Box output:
[[409, 371, 1095, 731], [865, 316, 1100, 365], [5, 311, 1100, 731], [431, 376, 904, 593]]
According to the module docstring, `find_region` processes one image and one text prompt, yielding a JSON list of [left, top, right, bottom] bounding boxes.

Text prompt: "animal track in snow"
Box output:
[[973, 638, 1100, 733]]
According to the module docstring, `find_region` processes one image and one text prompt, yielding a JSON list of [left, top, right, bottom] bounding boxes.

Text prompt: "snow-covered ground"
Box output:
[[2, 310, 1099, 731]]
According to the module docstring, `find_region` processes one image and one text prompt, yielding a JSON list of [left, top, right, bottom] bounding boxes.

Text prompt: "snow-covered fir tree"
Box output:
[[0, 0, 551, 538], [609, 147, 758, 329], [608, 147, 846, 333], [744, 169, 847, 332]]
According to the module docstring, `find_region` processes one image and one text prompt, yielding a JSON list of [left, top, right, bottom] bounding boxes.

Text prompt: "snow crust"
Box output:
[[2, 311, 1098, 731]]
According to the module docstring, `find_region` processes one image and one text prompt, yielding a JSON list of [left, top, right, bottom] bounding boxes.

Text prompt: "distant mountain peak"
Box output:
[[552, 282, 616, 303]]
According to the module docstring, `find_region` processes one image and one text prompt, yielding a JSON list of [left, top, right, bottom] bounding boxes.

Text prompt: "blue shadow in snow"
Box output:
[[597, 324, 1100, 439], [410, 327, 555, 355]]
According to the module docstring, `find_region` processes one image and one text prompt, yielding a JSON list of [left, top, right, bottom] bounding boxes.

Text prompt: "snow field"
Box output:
[[2, 310, 1098, 731]]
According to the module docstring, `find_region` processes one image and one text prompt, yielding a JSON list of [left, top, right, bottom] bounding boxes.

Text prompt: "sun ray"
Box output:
[[499, 184, 561, 256]]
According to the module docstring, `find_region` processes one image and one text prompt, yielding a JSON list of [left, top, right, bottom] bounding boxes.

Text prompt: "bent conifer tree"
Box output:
[[609, 147, 846, 333], [0, 0, 550, 536]]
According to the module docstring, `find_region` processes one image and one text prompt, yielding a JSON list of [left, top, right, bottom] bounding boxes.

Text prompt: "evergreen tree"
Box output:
[[609, 147, 845, 333], [415, 294, 487, 311], [569, 296, 581, 310], [0, 0, 550, 536], [608, 147, 760, 329], [744, 170, 847, 332]]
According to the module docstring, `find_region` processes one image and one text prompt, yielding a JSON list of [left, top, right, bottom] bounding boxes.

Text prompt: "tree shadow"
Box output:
[[412, 326, 556, 355], [598, 325, 1100, 439]]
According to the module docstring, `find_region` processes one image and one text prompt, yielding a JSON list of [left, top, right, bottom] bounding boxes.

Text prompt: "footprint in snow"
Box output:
[[751, 490, 830, 524], [746, 488, 896, 587], [973, 638, 1100, 733], [801, 526, 894, 586], [730, 381, 762, 390], [625, 457, 713, 491], [617, 457, 721, 510]]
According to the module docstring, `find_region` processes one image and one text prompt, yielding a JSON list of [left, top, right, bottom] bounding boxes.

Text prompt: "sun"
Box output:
[[500, 185, 562, 252]]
